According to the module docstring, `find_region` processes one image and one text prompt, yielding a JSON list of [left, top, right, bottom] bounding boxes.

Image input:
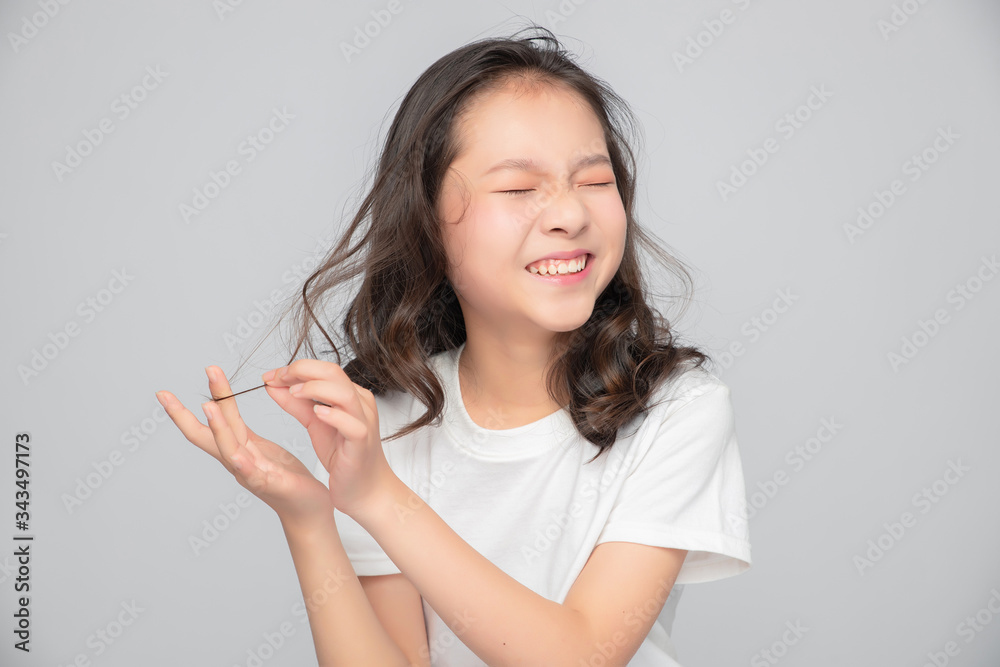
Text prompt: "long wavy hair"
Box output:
[[241, 24, 710, 464]]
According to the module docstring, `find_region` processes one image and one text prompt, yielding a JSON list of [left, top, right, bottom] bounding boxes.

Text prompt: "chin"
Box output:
[[536, 309, 594, 334]]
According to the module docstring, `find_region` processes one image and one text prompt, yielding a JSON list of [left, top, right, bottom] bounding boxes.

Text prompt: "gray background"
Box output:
[[2, 0, 999, 665]]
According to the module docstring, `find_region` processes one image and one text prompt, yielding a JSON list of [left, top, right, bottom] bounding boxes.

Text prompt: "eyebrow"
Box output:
[[482, 153, 613, 177]]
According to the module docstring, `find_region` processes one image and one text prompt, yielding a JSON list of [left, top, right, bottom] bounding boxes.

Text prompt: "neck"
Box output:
[[458, 336, 569, 429]]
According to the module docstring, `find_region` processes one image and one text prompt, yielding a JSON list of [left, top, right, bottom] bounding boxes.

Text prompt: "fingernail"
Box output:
[[202, 402, 213, 420], [289, 383, 303, 395], [262, 369, 275, 382], [205, 366, 217, 382]]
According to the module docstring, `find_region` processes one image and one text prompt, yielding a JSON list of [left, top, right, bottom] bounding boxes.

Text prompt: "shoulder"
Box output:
[[647, 361, 732, 423], [612, 362, 736, 465], [372, 345, 458, 425]]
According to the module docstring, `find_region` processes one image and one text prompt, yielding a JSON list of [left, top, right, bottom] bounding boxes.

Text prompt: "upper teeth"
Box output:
[[527, 254, 588, 275]]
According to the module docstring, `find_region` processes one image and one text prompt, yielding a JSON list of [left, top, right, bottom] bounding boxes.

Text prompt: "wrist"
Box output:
[[347, 469, 408, 531], [279, 506, 338, 539]]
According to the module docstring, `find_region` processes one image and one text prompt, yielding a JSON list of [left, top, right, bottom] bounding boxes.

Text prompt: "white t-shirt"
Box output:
[[311, 341, 752, 666]]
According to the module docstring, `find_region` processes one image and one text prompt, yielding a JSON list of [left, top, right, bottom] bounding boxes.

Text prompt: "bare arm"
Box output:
[[155, 369, 417, 667], [280, 512, 413, 666], [353, 475, 687, 667], [259, 360, 687, 666]]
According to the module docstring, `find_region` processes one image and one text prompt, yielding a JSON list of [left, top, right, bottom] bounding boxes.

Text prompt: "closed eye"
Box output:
[[500, 183, 615, 196]]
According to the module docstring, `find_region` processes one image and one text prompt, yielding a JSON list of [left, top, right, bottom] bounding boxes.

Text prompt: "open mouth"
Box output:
[[525, 253, 591, 276]]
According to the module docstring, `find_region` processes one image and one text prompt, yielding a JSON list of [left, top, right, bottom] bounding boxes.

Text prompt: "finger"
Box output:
[[264, 359, 347, 387], [312, 405, 367, 445], [243, 424, 299, 468], [263, 382, 329, 428], [353, 383, 376, 421], [155, 391, 223, 461], [264, 360, 366, 429], [201, 401, 244, 475], [310, 405, 371, 472], [287, 378, 366, 423], [206, 366, 249, 444]]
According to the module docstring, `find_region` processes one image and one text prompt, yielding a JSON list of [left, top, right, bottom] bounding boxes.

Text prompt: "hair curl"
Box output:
[[238, 24, 711, 464]]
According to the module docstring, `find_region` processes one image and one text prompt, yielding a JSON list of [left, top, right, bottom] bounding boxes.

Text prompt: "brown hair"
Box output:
[[239, 24, 710, 464]]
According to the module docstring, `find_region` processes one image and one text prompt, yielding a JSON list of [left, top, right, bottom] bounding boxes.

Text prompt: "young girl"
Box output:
[[156, 25, 751, 666]]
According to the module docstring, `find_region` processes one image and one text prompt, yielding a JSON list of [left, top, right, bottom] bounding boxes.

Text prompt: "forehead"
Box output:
[[451, 81, 608, 171]]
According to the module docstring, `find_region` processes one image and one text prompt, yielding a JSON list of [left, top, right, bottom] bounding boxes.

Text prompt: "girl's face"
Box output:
[[436, 82, 627, 349]]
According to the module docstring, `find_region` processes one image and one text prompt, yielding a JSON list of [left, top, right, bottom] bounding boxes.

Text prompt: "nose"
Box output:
[[534, 184, 590, 236]]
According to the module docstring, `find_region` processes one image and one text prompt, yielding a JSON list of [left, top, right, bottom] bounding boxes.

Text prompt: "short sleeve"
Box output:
[[310, 459, 401, 576], [595, 378, 752, 585]]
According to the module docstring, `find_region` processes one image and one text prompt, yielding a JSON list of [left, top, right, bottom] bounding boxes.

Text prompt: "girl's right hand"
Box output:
[[156, 366, 334, 528]]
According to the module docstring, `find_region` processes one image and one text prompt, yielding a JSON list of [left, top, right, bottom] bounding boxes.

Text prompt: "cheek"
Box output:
[[442, 217, 490, 293], [598, 201, 627, 283], [600, 200, 627, 249]]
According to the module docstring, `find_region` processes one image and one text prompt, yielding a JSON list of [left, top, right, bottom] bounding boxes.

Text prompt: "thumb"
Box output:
[[264, 383, 324, 427]]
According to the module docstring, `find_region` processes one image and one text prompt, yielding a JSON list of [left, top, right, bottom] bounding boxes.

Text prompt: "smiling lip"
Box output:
[[525, 249, 592, 267], [526, 255, 593, 284]]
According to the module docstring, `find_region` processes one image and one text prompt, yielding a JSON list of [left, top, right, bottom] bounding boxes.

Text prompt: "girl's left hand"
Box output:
[[262, 359, 396, 521]]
